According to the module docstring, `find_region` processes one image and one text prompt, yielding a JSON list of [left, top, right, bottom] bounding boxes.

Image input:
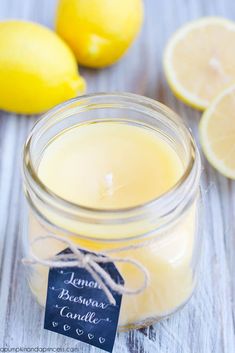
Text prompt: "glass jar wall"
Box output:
[[22, 93, 201, 330]]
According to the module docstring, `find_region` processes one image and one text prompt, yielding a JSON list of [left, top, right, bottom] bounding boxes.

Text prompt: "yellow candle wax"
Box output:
[[38, 122, 184, 209]]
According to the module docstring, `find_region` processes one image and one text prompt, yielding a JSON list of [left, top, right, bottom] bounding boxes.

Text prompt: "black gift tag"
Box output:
[[44, 248, 124, 353]]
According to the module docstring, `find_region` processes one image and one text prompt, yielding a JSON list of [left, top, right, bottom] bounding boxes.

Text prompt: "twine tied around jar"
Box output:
[[22, 234, 150, 305]]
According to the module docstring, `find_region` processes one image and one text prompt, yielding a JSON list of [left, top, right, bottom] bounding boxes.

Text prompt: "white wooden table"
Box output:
[[0, 0, 234, 352]]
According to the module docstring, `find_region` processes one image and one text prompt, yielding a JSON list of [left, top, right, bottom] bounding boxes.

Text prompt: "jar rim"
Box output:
[[23, 92, 201, 234]]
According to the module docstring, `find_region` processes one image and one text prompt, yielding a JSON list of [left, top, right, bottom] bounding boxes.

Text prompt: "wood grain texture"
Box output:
[[0, 0, 235, 352]]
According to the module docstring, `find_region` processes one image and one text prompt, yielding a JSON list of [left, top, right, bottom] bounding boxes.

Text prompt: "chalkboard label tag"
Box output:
[[44, 248, 124, 352]]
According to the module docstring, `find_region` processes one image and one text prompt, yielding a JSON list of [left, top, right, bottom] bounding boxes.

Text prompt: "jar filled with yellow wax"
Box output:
[[22, 93, 202, 330]]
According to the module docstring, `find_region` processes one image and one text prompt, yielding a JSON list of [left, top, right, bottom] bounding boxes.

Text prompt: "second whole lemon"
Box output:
[[0, 20, 86, 114], [55, 0, 144, 68]]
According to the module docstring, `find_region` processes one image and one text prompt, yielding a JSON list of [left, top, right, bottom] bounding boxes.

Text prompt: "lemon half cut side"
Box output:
[[164, 17, 235, 110], [199, 84, 235, 179]]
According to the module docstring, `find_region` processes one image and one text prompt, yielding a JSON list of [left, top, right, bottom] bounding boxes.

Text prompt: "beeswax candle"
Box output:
[[23, 93, 201, 329]]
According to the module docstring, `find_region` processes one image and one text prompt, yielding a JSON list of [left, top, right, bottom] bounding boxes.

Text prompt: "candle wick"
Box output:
[[100, 172, 126, 199], [105, 172, 113, 194]]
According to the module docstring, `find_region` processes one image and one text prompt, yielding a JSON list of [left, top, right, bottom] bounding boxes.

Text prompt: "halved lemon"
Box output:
[[164, 17, 235, 110], [199, 84, 235, 179]]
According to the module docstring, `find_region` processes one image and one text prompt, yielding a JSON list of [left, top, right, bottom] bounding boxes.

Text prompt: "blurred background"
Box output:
[[0, 0, 234, 352]]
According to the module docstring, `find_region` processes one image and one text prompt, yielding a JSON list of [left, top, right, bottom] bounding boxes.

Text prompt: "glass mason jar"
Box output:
[[22, 93, 201, 331]]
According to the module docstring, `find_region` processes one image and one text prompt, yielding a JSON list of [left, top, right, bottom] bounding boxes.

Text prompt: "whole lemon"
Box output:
[[55, 0, 143, 68], [0, 20, 86, 114]]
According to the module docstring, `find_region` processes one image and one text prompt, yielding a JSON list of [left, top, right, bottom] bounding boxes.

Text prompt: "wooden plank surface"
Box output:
[[0, 0, 235, 352]]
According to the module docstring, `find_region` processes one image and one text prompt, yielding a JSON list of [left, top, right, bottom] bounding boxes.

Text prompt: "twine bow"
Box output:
[[23, 234, 150, 305]]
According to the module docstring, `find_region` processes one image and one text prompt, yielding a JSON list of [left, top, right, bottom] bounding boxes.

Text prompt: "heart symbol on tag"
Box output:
[[76, 329, 84, 336], [52, 322, 58, 327], [88, 333, 94, 340], [63, 324, 71, 331], [99, 337, 106, 344]]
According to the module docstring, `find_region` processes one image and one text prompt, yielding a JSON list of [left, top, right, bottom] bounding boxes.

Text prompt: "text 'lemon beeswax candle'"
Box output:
[[23, 93, 201, 330]]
